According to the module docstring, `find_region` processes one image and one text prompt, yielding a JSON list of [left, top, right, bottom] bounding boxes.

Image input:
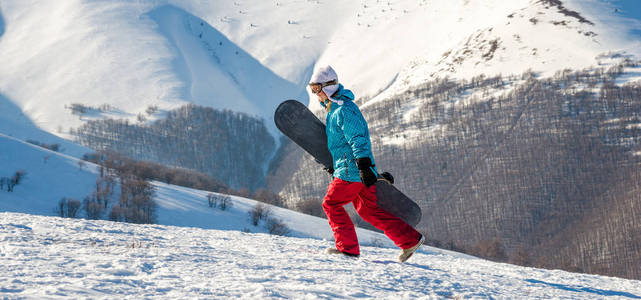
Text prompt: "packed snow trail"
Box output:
[[1, 213, 641, 299]]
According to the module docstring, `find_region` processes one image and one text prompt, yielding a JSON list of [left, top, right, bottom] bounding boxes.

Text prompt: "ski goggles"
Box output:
[[308, 79, 338, 94]]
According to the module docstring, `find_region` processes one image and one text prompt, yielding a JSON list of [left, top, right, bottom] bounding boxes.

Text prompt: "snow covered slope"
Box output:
[[0, 132, 390, 245], [0, 94, 90, 158], [1, 0, 640, 143], [2, 212, 641, 299], [0, 133, 99, 213]]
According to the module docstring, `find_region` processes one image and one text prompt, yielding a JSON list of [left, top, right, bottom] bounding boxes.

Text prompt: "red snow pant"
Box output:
[[322, 177, 422, 256]]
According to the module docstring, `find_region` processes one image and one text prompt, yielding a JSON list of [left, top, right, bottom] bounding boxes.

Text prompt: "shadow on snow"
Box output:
[[525, 279, 641, 299]]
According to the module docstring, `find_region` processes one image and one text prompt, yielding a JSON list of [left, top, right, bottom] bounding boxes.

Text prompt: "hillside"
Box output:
[[269, 62, 641, 279], [0, 133, 384, 243]]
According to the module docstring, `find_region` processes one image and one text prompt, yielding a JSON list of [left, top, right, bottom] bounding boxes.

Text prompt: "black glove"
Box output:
[[379, 172, 394, 184], [323, 166, 334, 175], [355, 157, 377, 187]]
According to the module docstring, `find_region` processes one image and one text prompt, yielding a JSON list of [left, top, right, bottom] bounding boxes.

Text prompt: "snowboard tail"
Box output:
[[274, 100, 422, 227]]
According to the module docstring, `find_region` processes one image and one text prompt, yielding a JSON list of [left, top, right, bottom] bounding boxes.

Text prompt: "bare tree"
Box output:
[[249, 203, 271, 226], [218, 195, 233, 211], [111, 175, 157, 224], [56, 197, 81, 218], [266, 217, 290, 236]]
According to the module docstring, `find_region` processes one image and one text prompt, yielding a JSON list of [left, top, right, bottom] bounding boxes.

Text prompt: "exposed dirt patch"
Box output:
[[482, 39, 501, 61], [537, 0, 594, 25]]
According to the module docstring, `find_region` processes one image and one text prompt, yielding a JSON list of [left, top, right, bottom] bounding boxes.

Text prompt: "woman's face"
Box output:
[[317, 90, 328, 101], [309, 83, 329, 101], [309, 83, 328, 101]]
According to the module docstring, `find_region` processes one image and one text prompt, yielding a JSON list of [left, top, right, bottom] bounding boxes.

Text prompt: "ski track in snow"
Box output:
[[1, 213, 640, 299]]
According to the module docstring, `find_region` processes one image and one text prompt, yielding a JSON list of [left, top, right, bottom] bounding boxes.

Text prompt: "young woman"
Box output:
[[309, 65, 424, 262]]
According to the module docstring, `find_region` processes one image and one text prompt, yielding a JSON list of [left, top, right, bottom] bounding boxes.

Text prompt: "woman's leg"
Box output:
[[322, 178, 362, 255], [352, 183, 422, 249]]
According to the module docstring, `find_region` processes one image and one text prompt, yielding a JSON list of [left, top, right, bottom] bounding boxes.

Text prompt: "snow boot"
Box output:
[[326, 248, 359, 258], [398, 234, 425, 263]]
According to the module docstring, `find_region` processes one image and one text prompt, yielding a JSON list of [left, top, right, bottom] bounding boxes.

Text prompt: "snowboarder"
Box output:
[[309, 65, 424, 262]]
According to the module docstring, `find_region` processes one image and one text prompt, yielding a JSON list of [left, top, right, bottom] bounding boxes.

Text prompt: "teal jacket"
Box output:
[[322, 84, 377, 182]]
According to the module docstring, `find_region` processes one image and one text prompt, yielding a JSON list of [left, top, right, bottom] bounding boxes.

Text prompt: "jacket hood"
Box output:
[[321, 84, 354, 109], [330, 84, 354, 104]]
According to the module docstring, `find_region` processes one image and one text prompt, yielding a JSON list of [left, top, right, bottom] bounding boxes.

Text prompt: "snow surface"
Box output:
[[2, 212, 641, 299]]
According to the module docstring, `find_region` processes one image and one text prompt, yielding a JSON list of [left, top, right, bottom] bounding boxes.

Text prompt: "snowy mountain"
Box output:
[[371, 0, 641, 100], [0, 0, 638, 192], [1, 0, 639, 141], [1, 0, 640, 187]]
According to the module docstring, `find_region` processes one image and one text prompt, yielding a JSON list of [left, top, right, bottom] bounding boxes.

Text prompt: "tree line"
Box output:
[[72, 104, 275, 191]]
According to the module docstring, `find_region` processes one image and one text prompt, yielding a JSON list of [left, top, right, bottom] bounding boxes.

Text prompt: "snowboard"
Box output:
[[274, 99, 422, 227]]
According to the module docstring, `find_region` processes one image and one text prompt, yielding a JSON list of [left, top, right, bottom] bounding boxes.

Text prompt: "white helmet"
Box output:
[[309, 65, 339, 97]]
